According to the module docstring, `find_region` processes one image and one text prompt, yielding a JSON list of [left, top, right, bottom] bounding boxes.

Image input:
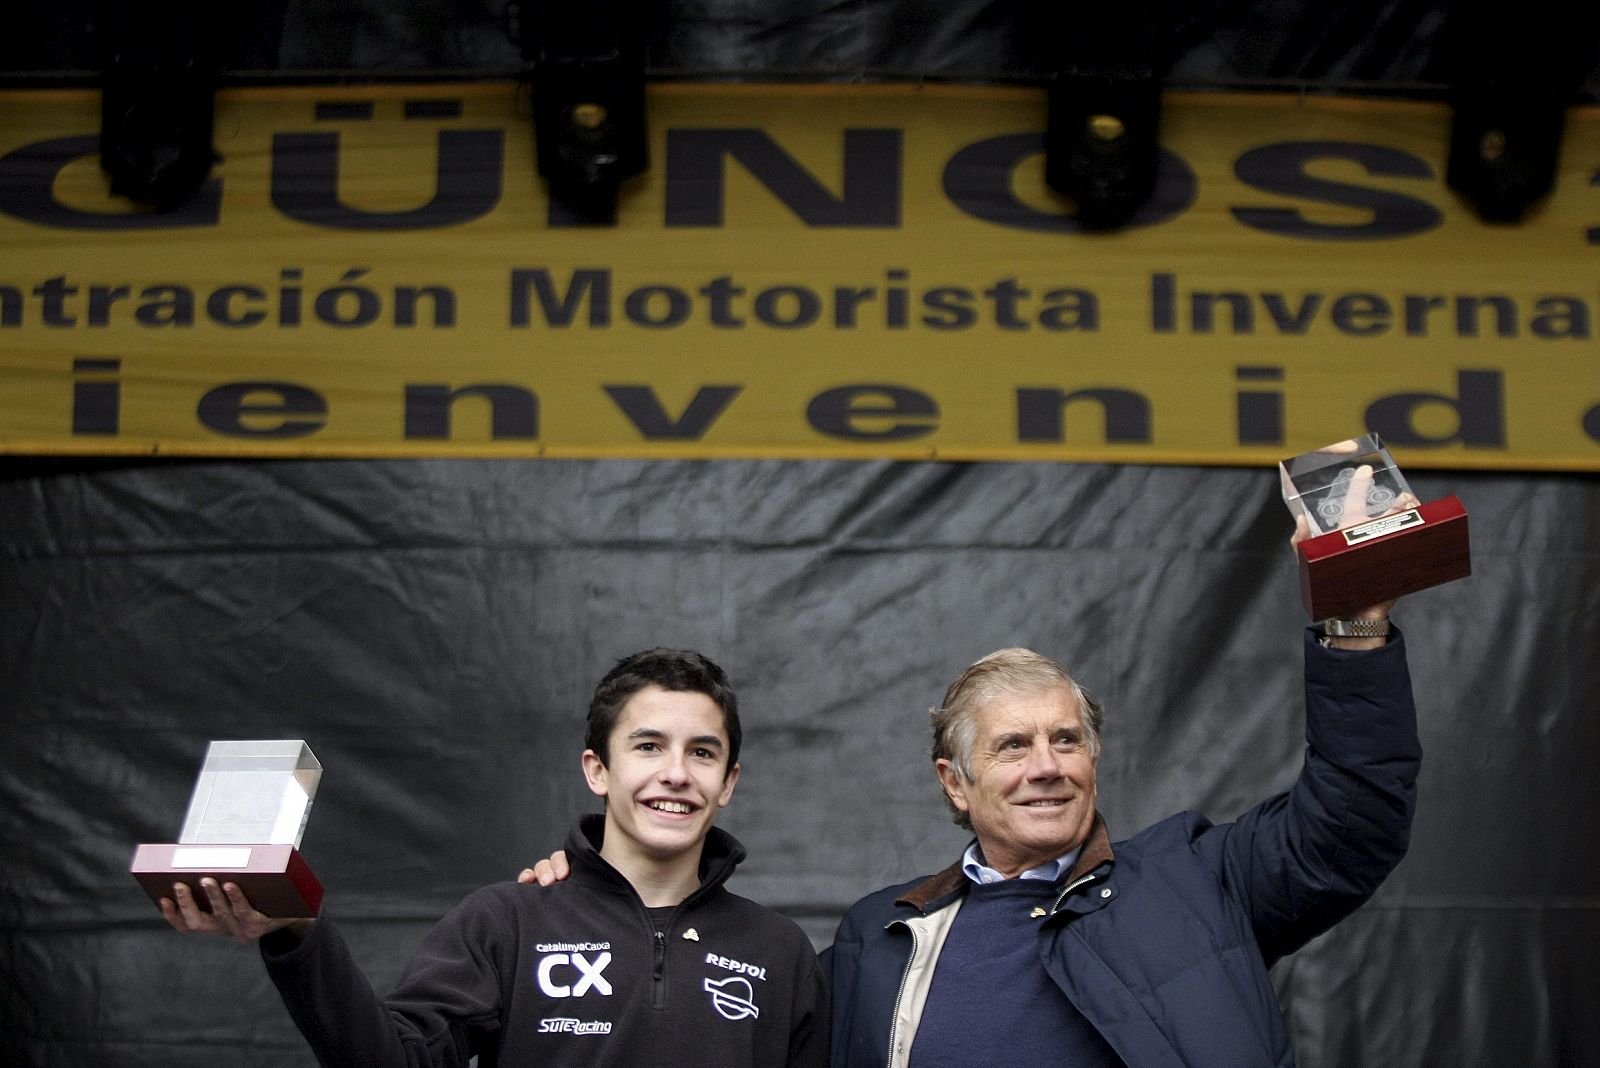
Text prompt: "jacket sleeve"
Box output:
[[261, 891, 509, 1067], [820, 912, 862, 1068], [787, 942, 833, 1068], [1215, 627, 1421, 965]]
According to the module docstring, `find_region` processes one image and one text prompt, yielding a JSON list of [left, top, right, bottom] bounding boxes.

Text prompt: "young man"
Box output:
[[161, 648, 829, 1068]]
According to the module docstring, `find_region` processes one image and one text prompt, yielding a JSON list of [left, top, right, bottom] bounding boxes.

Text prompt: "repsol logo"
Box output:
[[5, 95, 1591, 242], [705, 952, 767, 981], [535, 951, 613, 998]]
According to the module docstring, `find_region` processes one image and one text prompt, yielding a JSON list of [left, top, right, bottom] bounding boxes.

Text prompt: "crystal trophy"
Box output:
[[1281, 434, 1470, 620], [132, 740, 325, 917]]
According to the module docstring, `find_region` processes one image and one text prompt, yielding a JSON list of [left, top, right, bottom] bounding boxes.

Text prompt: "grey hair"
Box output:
[[930, 647, 1102, 831]]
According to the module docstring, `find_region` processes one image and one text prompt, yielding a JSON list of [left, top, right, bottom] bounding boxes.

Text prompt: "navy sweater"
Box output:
[[908, 877, 1124, 1068]]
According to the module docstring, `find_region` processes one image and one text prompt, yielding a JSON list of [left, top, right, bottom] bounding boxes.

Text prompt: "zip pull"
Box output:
[[1051, 871, 1100, 914], [650, 928, 669, 1010]]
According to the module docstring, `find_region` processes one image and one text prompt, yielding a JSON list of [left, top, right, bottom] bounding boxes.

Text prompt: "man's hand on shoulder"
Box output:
[[160, 878, 314, 945], [517, 849, 572, 886]]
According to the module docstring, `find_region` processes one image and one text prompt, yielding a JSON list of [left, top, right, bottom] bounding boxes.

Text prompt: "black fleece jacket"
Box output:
[[261, 815, 829, 1068]]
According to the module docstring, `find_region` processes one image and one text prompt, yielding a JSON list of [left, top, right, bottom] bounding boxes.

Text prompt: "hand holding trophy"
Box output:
[[132, 740, 325, 919], [1281, 434, 1471, 620]]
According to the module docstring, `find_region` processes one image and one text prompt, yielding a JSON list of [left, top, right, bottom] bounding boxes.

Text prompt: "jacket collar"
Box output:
[[566, 813, 746, 904], [894, 812, 1115, 914], [1065, 813, 1114, 883]]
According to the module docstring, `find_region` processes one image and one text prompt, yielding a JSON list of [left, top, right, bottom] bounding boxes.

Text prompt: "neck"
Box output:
[[598, 825, 707, 907]]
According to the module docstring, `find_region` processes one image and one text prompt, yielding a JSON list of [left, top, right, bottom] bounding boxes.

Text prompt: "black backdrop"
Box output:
[[2, 459, 1597, 1065], [5, 1, 1600, 1063], [4, 1, 1599, 102]]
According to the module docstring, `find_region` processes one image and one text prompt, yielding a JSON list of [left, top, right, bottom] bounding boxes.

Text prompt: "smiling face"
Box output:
[[936, 684, 1098, 879], [582, 685, 740, 877]]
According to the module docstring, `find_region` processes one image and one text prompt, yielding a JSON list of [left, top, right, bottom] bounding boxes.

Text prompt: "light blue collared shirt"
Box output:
[[960, 841, 1082, 885]]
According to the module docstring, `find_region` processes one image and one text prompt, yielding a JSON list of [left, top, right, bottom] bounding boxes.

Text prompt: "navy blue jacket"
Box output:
[[824, 630, 1419, 1068]]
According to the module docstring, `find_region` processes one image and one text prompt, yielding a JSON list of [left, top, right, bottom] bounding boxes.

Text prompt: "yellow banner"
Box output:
[[2, 82, 1598, 469]]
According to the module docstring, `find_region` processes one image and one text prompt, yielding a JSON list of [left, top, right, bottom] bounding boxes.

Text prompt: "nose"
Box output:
[[658, 748, 691, 786], [1023, 739, 1066, 782]]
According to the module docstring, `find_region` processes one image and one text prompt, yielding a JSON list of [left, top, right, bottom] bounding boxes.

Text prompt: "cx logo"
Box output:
[[537, 951, 614, 998]]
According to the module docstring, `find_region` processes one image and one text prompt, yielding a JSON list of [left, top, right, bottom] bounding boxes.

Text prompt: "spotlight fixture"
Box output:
[[1044, 2, 1171, 231], [98, 2, 218, 209], [1444, 0, 1600, 223], [513, 0, 649, 225]]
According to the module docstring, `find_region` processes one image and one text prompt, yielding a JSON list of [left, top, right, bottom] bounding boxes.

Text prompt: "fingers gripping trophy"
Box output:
[[1280, 434, 1471, 622]]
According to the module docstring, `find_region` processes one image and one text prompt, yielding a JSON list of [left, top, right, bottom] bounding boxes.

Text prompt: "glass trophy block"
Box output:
[[133, 739, 326, 917], [178, 740, 321, 846], [1279, 434, 1470, 620], [1279, 434, 1415, 537]]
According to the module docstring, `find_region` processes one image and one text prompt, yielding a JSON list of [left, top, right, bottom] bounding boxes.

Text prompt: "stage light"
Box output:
[[513, 0, 649, 225], [1044, 2, 1170, 231], [1446, 92, 1565, 224], [1444, 0, 1600, 223], [98, 3, 218, 209], [1046, 76, 1162, 231]]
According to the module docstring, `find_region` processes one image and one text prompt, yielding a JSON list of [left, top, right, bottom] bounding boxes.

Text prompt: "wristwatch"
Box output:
[[1319, 616, 1391, 641]]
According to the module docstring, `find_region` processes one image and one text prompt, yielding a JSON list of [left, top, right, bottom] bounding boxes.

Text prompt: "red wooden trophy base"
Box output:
[[132, 843, 324, 917], [1296, 495, 1471, 620]]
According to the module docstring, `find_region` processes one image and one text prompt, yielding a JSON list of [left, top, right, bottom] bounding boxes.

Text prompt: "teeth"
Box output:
[[649, 801, 692, 814]]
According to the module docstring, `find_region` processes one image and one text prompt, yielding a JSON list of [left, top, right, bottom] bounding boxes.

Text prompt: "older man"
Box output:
[[822, 603, 1417, 1068]]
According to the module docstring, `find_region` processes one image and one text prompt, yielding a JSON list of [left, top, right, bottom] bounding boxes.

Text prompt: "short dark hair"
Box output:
[[586, 648, 741, 774]]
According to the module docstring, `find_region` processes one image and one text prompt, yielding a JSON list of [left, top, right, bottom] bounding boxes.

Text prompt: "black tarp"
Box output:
[[5, 1, 1600, 1064], [3, 459, 1598, 1065], [3, 0, 1599, 104]]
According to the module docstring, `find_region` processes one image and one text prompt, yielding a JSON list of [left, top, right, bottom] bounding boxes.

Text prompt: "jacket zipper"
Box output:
[[1050, 871, 1099, 915], [651, 928, 667, 1009], [883, 919, 921, 1068], [636, 897, 678, 1013]]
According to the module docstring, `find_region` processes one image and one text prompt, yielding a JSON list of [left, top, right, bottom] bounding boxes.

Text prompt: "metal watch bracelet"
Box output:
[[1320, 616, 1392, 638]]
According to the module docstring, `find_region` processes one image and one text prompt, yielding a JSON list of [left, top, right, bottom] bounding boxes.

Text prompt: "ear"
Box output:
[[581, 749, 609, 799], [715, 762, 741, 808], [934, 758, 970, 815]]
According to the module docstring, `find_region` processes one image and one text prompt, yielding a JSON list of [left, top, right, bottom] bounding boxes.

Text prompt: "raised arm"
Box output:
[[1217, 467, 1422, 962]]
